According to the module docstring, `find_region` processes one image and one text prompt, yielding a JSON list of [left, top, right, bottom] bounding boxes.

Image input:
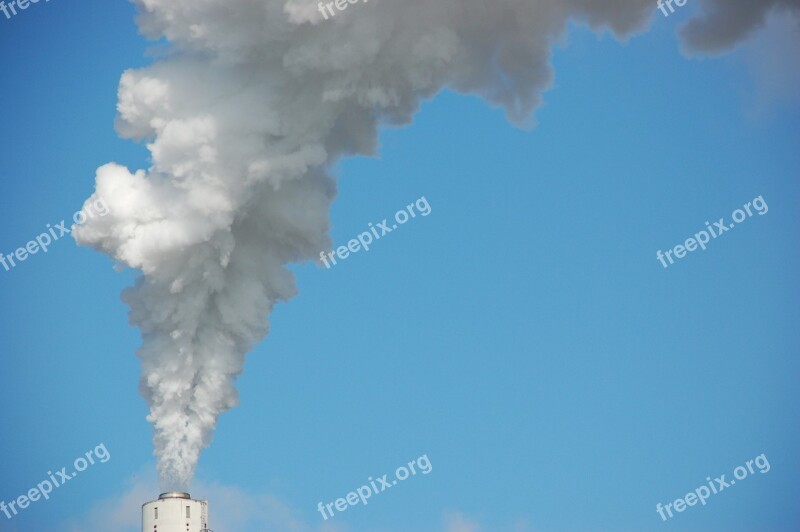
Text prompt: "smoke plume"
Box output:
[[72, 0, 797, 490], [680, 0, 799, 54]]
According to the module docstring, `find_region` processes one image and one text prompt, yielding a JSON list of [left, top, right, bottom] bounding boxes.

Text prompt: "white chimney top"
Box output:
[[142, 492, 211, 532]]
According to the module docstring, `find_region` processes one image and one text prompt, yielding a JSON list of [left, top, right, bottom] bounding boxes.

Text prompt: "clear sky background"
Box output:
[[0, 1, 798, 531]]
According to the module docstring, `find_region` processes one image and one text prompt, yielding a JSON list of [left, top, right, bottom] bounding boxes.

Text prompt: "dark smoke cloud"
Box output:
[[680, 0, 800, 54]]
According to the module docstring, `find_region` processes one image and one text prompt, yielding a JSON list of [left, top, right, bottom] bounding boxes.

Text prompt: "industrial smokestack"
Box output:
[[142, 492, 211, 532]]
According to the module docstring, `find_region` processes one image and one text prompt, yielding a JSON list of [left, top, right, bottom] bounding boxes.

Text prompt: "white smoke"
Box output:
[[72, 0, 798, 490]]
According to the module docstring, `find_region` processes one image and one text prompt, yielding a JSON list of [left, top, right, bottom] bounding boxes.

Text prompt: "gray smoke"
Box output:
[[72, 0, 797, 490], [681, 0, 800, 54]]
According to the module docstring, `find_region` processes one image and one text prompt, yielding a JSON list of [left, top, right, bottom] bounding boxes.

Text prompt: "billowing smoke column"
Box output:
[[72, 0, 798, 490]]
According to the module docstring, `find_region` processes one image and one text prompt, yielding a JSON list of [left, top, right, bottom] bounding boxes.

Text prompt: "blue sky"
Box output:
[[0, 1, 798, 531]]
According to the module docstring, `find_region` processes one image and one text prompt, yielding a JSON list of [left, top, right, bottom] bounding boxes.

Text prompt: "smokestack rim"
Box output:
[[158, 491, 191, 500]]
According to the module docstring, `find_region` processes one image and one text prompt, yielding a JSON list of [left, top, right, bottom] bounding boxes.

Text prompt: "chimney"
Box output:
[[142, 492, 212, 532]]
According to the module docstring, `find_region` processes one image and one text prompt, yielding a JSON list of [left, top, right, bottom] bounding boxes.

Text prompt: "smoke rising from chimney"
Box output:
[[72, 0, 797, 490]]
